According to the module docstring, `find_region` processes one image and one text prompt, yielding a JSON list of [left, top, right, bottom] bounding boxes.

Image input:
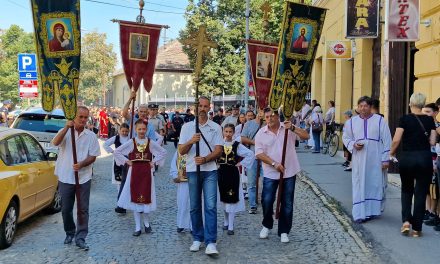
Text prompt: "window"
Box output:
[[21, 134, 46, 162], [13, 114, 66, 133], [0, 136, 29, 166]]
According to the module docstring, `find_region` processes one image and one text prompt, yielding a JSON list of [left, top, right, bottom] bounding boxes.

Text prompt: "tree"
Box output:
[[179, 0, 312, 97], [0, 25, 35, 103], [79, 31, 117, 105]]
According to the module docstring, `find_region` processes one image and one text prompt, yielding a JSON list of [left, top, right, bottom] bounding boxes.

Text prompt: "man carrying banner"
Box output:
[[52, 106, 101, 250], [122, 91, 157, 140], [255, 108, 309, 243]]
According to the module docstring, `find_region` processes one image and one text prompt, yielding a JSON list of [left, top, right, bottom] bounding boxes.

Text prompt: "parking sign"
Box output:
[[18, 54, 37, 72]]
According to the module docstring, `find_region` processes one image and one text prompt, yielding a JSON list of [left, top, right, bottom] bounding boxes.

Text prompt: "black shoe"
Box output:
[[249, 207, 257, 214], [227, 230, 234, 235], [423, 210, 431, 221], [177, 228, 184, 233], [64, 234, 74, 244], [115, 207, 127, 214], [434, 224, 440, 231], [342, 161, 349, 167], [222, 225, 228, 230], [132, 230, 141, 236], [144, 225, 152, 233], [424, 215, 440, 226], [344, 167, 352, 172], [76, 240, 89, 251]]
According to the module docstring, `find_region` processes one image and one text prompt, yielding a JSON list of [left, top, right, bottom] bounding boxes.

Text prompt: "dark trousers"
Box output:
[[173, 130, 181, 148], [59, 180, 91, 242], [117, 166, 128, 200], [399, 151, 432, 231], [261, 176, 296, 236]]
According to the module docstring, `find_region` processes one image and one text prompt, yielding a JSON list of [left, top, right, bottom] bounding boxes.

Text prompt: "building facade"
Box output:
[[311, 0, 440, 128]]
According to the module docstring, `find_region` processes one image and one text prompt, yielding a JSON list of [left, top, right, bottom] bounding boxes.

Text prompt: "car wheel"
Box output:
[[45, 187, 62, 214], [0, 200, 18, 249]]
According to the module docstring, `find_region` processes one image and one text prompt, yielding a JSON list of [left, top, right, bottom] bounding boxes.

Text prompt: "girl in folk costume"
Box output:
[[169, 151, 191, 233], [218, 124, 254, 235], [114, 119, 167, 236], [99, 107, 109, 139], [103, 123, 130, 214]]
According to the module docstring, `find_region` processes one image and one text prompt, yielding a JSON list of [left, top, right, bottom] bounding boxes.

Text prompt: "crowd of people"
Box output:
[[47, 91, 440, 255]]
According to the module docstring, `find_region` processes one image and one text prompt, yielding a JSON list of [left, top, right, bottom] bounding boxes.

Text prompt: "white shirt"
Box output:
[[301, 104, 311, 120], [103, 135, 129, 153], [324, 107, 335, 123], [179, 119, 223, 172], [53, 128, 101, 184]]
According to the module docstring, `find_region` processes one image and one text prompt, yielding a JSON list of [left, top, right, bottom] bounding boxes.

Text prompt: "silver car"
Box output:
[[11, 108, 66, 153]]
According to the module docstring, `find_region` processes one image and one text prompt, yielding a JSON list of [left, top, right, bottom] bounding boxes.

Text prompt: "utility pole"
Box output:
[[244, 0, 250, 110]]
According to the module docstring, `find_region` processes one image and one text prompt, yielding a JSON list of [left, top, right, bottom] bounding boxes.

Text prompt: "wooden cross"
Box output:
[[181, 26, 218, 81], [260, 2, 271, 21]]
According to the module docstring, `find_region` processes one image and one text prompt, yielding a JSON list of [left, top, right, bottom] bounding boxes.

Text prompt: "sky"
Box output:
[[0, 0, 189, 68]]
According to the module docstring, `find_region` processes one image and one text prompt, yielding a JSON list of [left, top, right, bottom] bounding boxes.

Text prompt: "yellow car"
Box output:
[[0, 127, 60, 249]]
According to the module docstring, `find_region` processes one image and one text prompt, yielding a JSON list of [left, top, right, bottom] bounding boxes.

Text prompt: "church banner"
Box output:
[[247, 40, 278, 110], [345, 0, 379, 38], [31, 0, 81, 119], [269, 2, 326, 118], [326, 41, 352, 59], [385, 0, 419, 42], [119, 21, 161, 92]]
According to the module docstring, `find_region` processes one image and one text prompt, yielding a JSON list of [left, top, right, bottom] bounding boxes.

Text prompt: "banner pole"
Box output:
[[275, 128, 289, 219], [195, 78, 200, 176], [70, 127, 83, 225], [129, 88, 136, 139]]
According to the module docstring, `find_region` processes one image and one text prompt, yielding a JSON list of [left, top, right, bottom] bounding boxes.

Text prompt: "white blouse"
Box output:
[[113, 137, 167, 167]]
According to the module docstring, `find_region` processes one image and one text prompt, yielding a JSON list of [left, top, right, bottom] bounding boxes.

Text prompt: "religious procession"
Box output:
[[1, 0, 440, 264]]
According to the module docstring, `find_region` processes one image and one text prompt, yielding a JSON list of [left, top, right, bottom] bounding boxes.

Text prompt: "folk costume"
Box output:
[[342, 114, 392, 222], [218, 139, 254, 232], [169, 152, 191, 231], [114, 137, 166, 232]]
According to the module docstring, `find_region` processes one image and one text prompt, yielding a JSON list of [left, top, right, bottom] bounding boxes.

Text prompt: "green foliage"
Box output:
[[0, 25, 35, 103], [179, 0, 312, 96], [79, 31, 117, 105]]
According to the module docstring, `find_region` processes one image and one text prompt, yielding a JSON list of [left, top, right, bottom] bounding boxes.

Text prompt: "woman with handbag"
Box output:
[[309, 105, 324, 153], [390, 93, 437, 237]]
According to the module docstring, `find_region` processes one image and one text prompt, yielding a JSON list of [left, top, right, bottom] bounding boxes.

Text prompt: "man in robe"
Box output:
[[342, 96, 392, 223], [99, 107, 109, 139], [290, 27, 309, 54]]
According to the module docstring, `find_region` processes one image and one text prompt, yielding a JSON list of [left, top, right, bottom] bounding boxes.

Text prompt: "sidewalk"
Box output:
[[297, 147, 440, 264]]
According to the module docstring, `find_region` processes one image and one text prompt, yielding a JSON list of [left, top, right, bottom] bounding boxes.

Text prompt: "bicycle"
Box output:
[[321, 123, 342, 157]]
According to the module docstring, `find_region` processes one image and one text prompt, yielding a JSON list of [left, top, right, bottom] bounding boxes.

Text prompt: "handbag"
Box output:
[[312, 114, 323, 133]]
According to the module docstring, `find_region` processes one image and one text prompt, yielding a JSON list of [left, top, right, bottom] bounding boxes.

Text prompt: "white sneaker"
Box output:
[[280, 233, 289, 243], [259, 227, 269, 239], [205, 243, 219, 256], [189, 241, 202, 252]]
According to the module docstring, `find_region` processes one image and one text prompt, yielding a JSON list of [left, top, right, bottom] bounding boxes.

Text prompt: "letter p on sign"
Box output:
[[18, 53, 37, 72]]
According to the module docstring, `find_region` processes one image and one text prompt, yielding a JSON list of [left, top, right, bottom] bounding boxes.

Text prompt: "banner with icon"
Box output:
[[31, 0, 81, 119]]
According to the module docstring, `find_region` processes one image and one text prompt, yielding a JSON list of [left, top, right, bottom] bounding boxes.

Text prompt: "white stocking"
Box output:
[[224, 211, 229, 227], [133, 211, 142, 231], [142, 213, 150, 227], [228, 212, 235, 231]]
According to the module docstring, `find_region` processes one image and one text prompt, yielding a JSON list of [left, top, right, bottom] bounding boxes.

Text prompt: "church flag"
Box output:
[[269, 2, 326, 118], [247, 40, 278, 110], [119, 21, 162, 92], [31, 0, 81, 120]]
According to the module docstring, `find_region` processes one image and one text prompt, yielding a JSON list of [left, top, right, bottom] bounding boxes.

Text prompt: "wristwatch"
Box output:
[[271, 161, 276, 167]]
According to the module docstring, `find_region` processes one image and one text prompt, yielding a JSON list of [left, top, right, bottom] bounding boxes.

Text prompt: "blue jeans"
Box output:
[[261, 176, 296, 236], [247, 159, 262, 208], [312, 131, 321, 152], [187, 170, 218, 244]]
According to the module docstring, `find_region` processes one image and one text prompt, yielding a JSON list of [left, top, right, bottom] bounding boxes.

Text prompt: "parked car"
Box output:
[[0, 127, 60, 249], [11, 108, 66, 153]]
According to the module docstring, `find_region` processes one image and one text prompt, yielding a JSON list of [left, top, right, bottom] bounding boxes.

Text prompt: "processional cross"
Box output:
[[181, 26, 218, 175]]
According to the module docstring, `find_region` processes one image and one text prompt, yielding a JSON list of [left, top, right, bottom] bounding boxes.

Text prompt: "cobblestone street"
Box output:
[[1, 144, 379, 264]]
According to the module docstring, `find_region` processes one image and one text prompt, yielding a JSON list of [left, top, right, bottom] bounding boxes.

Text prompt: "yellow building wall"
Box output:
[[415, 0, 440, 103]]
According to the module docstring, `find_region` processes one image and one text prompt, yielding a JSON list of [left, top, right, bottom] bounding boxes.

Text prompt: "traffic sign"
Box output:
[[18, 54, 37, 72], [19, 80, 38, 98], [19, 71, 38, 80]]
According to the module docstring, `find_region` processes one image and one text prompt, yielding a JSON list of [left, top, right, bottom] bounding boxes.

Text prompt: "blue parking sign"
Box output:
[[18, 53, 37, 72]]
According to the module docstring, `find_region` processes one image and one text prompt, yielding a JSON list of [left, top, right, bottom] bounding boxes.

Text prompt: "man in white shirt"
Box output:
[[179, 96, 223, 256], [52, 106, 101, 251]]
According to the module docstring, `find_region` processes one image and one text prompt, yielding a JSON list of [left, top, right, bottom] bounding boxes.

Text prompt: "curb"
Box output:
[[297, 170, 371, 254]]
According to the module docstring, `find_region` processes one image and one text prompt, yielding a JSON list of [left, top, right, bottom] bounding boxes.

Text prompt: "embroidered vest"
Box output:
[[128, 139, 152, 162], [218, 141, 240, 166]]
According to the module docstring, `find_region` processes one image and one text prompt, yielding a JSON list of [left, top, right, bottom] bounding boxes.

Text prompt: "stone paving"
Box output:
[[1, 144, 380, 264]]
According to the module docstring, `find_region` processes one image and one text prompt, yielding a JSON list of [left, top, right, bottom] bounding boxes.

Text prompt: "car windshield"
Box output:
[[14, 115, 66, 133]]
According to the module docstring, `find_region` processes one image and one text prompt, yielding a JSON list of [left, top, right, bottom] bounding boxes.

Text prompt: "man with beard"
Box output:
[[178, 96, 223, 256]]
